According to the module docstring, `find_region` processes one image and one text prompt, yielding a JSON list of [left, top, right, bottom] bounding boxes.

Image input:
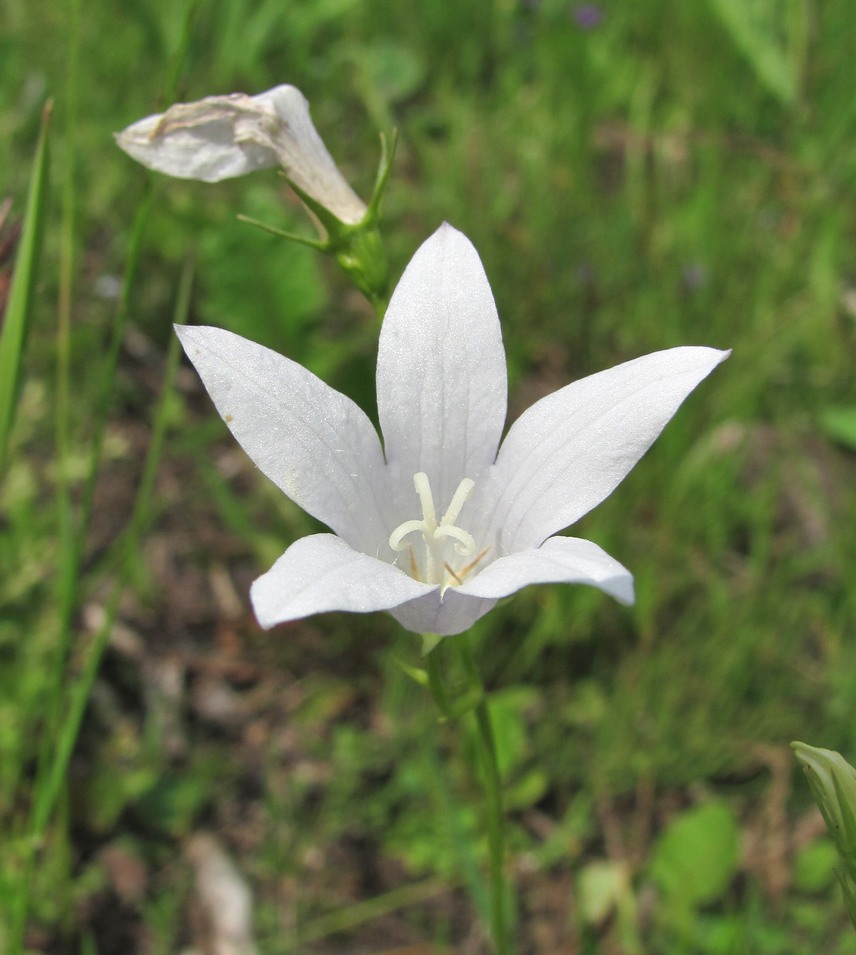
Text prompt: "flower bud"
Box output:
[[792, 741, 856, 928]]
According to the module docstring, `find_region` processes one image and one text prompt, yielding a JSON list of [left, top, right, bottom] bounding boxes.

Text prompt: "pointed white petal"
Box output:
[[484, 346, 730, 551], [115, 92, 280, 182], [376, 224, 508, 510], [252, 534, 433, 628], [458, 536, 634, 604], [389, 588, 498, 637], [176, 325, 391, 554]]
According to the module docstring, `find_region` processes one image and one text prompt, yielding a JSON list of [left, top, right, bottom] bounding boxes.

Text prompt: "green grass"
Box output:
[[2, 0, 856, 951]]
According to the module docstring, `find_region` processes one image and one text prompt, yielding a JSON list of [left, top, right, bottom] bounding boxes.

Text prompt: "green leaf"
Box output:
[[0, 101, 51, 477], [578, 859, 633, 926], [820, 407, 856, 452], [706, 0, 804, 106], [487, 685, 540, 780], [650, 800, 740, 907], [793, 838, 838, 893]]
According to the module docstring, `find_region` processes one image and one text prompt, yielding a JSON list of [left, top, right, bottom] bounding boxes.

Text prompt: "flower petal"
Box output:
[[115, 92, 281, 182], [255, 86, 366, 225], [376, 224, 508, 511], [176, 325, 391, 554], [457, 536, 634, 604], [389, 589, 498, 637], [252, 534, 433, 628], [116, 86, 367, 223], [484, 346, 730, 551]]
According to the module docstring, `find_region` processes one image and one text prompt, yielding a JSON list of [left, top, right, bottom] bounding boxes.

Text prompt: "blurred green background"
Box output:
[[2, 0, 856, 951]]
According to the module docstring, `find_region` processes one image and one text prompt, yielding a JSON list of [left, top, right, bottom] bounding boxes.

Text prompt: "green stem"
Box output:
[[426, 641, 452, 719], [458, 635, 514, 955], [423, 633, 515, 955], [474, 693, 513, 954]]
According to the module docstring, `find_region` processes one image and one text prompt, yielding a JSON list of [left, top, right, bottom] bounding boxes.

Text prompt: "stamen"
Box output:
[[387, 472, 481, 588], [457, 547, 490, 579], [444, 562, 463, 585]]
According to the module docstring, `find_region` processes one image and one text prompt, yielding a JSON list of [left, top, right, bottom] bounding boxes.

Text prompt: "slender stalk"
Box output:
[[456, 634, 514, 955], [423, 633, 515, 955], [426, 638, 452, 719], [473, 692, 513, 954], [0, 101, 51, 477], [44, 0, 81, 770], [297, 876, 457, 945]]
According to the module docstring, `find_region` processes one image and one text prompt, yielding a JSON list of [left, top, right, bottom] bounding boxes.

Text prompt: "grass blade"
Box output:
[[0, 100, 52, 477], [707, 0, 805, 106]]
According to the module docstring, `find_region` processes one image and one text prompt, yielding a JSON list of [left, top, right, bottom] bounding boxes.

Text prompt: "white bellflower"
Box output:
[[177, 225, 728, 636]]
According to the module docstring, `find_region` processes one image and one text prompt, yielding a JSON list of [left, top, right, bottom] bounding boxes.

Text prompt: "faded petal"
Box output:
[[256, 86, 366, 225], [176, 325, 390, 555], [116, 85, 367, 224], [377, 224, 508, 512], [116, 92, 283, 182], [252, 534, 433, 628], [458, 536, 634, 604], [483, 346, 730, 552]]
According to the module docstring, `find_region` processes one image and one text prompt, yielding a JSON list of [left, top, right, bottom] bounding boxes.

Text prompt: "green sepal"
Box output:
[[236, 213, 327, 250], [366, 128, 398, 225], [250, 129, 397, 314]]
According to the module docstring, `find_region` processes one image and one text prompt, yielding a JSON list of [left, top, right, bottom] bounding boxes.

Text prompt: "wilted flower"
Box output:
[[177, 224, 728, 637], [116, 84, 367, 226]]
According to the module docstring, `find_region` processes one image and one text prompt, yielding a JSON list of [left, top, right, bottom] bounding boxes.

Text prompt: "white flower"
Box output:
[[116, 85, 367, 225], [176, 225, 728, 637]]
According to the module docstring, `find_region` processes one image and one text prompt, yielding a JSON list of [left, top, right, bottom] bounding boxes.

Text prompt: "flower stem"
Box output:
[[423, 633, 516, 955], [458, 635, 514, 955]]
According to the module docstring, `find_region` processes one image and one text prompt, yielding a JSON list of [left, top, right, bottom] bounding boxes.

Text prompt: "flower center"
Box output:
[[389, 472, 488, 592]]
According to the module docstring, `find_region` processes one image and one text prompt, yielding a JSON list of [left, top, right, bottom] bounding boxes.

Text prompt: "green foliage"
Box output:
[[706, 0, 806, 105], [650, 800, 741, 909], [0, 102, 50, 476], [2, 0, 856, 950], [821, 407, 856, 452], [793, 837, 838, 894]]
